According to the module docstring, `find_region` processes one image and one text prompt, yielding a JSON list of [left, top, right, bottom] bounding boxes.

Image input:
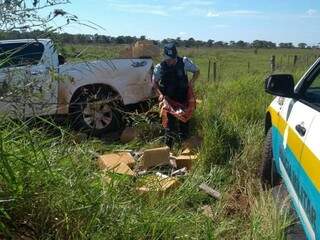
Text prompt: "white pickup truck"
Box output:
[[0, 39, 154, 135]]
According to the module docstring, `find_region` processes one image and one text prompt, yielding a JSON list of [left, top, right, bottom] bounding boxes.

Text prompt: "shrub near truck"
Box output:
[[0, 39, 154, 135], [262, 58, 320, 240]]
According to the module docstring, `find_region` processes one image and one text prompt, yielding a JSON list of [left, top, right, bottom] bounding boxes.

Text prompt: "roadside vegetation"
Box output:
[[0, 43, 319, 239]]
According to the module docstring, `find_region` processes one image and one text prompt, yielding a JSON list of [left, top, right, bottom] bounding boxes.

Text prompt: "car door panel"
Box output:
[[277, 100, 316, 239], [0, 66, 27, 117], [277, 100, 313, 174], [23, 64, 58, 116], [300, 115, 320, 239]]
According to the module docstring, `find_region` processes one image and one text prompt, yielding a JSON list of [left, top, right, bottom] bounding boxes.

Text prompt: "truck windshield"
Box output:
[[0, 42, 44, 68]]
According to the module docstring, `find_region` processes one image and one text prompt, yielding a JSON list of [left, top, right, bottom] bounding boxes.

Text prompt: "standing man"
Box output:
[[153, 43, 200, 148]]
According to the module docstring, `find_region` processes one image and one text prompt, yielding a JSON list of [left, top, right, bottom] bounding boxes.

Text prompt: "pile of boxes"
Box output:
[[97, 146, 199, 195]]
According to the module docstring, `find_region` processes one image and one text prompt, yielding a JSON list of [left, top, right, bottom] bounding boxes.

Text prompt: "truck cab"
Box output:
[[0, 39, 59, 117], [0, 39, 155, 135], [262, 58, 320, 240]]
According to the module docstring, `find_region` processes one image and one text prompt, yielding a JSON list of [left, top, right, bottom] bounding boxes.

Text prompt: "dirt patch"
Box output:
[[225, 189, 251, 216]]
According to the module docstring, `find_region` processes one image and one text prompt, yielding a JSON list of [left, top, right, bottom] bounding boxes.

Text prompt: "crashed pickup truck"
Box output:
[[0, 39, 154, 135]]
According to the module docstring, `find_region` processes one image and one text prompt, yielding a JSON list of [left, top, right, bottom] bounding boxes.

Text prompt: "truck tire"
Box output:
[[260, 128, 281, 189], [69, 85, 123, 136]]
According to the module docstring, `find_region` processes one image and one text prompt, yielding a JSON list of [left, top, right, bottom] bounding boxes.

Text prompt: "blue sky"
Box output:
[[49, 0, 320, 45]]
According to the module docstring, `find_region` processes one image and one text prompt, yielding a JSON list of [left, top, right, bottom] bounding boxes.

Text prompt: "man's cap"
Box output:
[[163, 43, 178, 60]]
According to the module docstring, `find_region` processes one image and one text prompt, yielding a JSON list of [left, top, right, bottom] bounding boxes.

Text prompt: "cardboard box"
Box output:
[[182, 148, 192, 155], [98, 152, 135, 168], [141, 147, 170, 169], [174, 155, 197, 170], [97, 152, 135, 176]]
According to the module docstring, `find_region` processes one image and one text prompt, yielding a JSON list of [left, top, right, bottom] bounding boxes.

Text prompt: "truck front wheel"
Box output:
[[260, 128, 281, 189], [69, 86, 123, 136]]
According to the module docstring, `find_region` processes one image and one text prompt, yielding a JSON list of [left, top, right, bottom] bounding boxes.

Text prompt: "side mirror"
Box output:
[[265, 74, 295, 98]]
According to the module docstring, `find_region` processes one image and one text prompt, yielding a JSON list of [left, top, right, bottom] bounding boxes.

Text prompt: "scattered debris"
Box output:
[[95, 141, 201, 197], [140, 146, 170, 169], [97, 152, 136, 176], [173, 155, 197, 170], [114, 149, 134, 153], [199, 183, 221, 200], [156, 172, 169, 179], [137, 176, 181, 195], [181, 148, 192, 155], [171, 167, 187, 177], [101, 161, 135, 176], [169, 158, 177, 169], [120, 127, 140, 143], [137, 170, 148, 176], [102, 152, 135, 168]]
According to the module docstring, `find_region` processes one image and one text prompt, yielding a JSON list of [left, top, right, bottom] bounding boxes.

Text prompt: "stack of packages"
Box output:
[[119, 40, 160, 59], [97, 145, 199, 195]]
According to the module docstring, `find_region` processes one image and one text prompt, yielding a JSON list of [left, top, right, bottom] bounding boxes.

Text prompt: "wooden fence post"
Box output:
[[270, 55, 276, 72], [293, 55, 298, 67], [207, 59, 211, 81]]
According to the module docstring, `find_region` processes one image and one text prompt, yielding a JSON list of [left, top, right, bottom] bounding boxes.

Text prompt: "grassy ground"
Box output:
[[1, 45, 319, 239]]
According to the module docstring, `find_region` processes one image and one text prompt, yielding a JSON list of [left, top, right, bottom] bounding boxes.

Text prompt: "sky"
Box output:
[[47, 0, 320, 45]]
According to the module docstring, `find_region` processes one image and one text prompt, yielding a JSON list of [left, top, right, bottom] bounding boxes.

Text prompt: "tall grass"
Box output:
[[1, 46, 317, 239]]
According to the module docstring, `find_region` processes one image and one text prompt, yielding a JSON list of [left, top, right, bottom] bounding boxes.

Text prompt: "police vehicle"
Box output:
[[262, 58, 320, 240]]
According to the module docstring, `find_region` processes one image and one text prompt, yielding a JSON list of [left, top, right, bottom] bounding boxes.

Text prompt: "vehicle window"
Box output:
[[0, 42, 44, 68], [302, 69, 320, 106]]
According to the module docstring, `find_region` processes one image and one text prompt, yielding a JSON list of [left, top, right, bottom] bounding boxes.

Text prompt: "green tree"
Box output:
[[251, 40, 276, 48], [185, 37, 195, 47], [213, 41, 226, 47], [298, 43, 307, 49], [235, 40, 249, 48], [278, 42, 294, 48], [207, 39, 214, 47], [0, 0, 75, 31]]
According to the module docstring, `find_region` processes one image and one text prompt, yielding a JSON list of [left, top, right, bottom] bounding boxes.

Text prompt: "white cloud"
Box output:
[[226, 10, 261, 16], [306, 9, 318, 16], [179, 0, 214, 7], [106, 0, 261, 19], [170, 0, 214, 11], [207, 11, 220, 17], [207, 9, 261, 17], [108, 2, 168, 16], [212, 24, 229, 28], [300, 9, 319, 18], [178, 32, 187, 35]]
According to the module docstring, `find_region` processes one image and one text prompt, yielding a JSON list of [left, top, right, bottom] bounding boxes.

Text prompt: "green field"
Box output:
[[1, 45, 320, 239]]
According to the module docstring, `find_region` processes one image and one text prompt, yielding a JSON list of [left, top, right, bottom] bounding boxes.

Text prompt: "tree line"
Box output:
[[0, 30, 319, 49]]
